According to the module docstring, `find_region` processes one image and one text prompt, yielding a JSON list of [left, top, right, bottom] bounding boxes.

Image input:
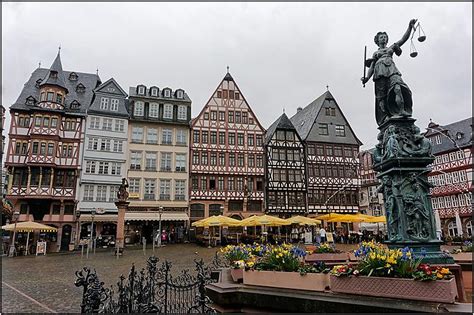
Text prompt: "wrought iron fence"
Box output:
[[75, 255, 222, 313]]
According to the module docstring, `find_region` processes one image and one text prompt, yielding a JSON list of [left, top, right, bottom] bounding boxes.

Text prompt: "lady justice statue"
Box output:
[[361, 19, 417, 126]]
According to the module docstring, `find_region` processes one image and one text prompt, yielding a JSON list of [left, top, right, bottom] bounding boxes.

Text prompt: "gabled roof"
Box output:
[[289, 91, 329, 140], [265, 112, 296, 144], [94, 78, 128, 97], [424, 117, 473, 154], [39, 51, 68, 92]]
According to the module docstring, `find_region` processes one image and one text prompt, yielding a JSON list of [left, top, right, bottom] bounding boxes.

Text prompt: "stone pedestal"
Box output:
[[115, 201, 129, 255], [373, 117, 453, 264]]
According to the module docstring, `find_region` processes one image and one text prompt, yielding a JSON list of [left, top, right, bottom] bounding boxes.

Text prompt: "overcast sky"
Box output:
[[2, 2, 472, 150]]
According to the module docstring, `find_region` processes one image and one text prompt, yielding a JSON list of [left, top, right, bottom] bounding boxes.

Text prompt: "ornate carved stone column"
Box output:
[[115, 178, 129, 255]]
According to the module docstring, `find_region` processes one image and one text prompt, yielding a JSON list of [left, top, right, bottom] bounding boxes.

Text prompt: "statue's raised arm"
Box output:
[[393, 19, 418, 49]]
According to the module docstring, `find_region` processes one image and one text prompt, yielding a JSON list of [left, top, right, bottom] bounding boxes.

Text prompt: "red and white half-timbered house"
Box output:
[[425, 118, 473, 239], [5, 52, 101, 251], [189, 72, 265, 222]]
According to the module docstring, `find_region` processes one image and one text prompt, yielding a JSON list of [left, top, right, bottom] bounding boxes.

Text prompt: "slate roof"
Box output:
[[289, 90, 332, 140], [129, 86, 192, 103], [11, 68, 101, 115], [265, 112, 296, 144], [88, 78, 129, 118], [424, 117, 473, 154], [39, 52, 68, 92]]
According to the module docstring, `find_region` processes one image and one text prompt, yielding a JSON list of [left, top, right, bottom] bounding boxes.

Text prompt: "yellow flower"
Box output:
[[369, 252, 376, 260], [440, 268, 450, 275], [385, 263, 391, 268], [246, 261, 254, 267], [437, 273, 443, 279]]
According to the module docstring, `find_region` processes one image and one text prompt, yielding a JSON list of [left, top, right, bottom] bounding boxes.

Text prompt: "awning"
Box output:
[[125, 212, 189, 222], [80, 214, 118, 222]]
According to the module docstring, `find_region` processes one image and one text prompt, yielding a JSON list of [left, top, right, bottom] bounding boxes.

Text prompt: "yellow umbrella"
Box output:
[[191, 215, 241, 227], [239, 214, 291, 227], [284, 215, 321, 225], [315, 213, 344, 221], [2, 221, 58, 232], [326, 214, 375, 223], [364, 216, 387, 223]]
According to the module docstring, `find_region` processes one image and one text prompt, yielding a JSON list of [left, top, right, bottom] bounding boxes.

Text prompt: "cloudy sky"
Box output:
[[2, 2, 472, 149]]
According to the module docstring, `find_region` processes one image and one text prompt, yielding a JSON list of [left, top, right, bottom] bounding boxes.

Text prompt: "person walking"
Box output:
[[320, 227, 327, 243]]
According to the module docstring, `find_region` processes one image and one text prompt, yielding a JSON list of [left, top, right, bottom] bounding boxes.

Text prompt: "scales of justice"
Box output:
[[361, 19, 453, 264]]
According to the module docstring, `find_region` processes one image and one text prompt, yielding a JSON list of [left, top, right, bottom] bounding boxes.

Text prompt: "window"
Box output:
[[237, 133, 244, 146], [32, 142, 39, 154], [100, 97, 109, 110], [129, 178, 141, 194], [113, 140, 123, 153], [134, 101, 144, 116], [201, 152, 208, 165], [228, 132, 235, 145], [64, 119, 76, 131], [466, 221, 472, 237], [256, 135, 263, 146], [229, 153, 235, 166], [145, 153, 157, 171], [218, 177, 224, 190], [447, 221, 458, 237], [161, 152, 172, 171], [459, 170, 467, 182], [151, 88, 158, 97], [149, 103, 159, 118], [235, 92, 240, 100], [90, 117, 100, 129], [164, 89, 171, 98], [96, 185, 108, 202], [109, 99, 119, 111], [202, 131, 208, 144], [201, 176, 208, 190], [219, 111, 225, 121], [190, 203, 204, 217], [248, 134, 254, 146], [114, 119, 125, 132], [40, 142, 46, 155], [434, 135, 442, 144], [176, 129, 187, 145], [223, 90, 228, 98], [210, 131, 217, 144], [47, 92, 54, 101], [102, 118, 113, 131], [204, 112, 209, 120], [248, 154, 255, 167], [210, 111, 217, 121], [335, 125, 346, 137], [160, 179, 171, 200], [162, 129, 172, 144], [100, 139, 111, 151], [132, 127, 144, 143], [175, 180, 186, 200], [228, 111, 234, 123], [256, 155, 263, 167], [109, 185, 118, 202], [51, 117, 57, 128], [130, 151, 142, 170], [219, 153, 225, 166], [18, 115, 31, 127], [193, 130, 200, 143], [237, 154, 244, 167], [147, 128, 158, 144], [210, 152, 217, 166], [30, 168, 40, 186], [236, 177, 244, 191], [176, 154, 186, 172], [43, 117, 50, 127], [176, 90, 184, 98], [219, 132, 225, 145], [319, 123, 329, 135], [242, 112, 248, 124], [177, 105, 187, 120], [84, 185, 94, 201], [144, 179, 156, 200], [138, 86, 146, 95], [334, 146, 343, 156], [47, 143, 54, 156], [163, 104, 173, 119], [110, 163, 121, 175], [235, 111, 241, 123], [193, 151, 200, 165], [217, 91, 222, 98], [98, 162, 109, 175], [88, 137, 99, 150]]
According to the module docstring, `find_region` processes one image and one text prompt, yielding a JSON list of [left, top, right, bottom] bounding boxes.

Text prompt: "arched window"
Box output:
[[466, 221, 472, 237], [447, 221, 458, 237], [209, 204, 223, 216], [190, 204, 205, 218]]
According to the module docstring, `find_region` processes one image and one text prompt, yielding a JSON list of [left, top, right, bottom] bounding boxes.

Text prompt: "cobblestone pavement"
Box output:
[[1, 243, 469, 313], [1, 243, 220, 314]]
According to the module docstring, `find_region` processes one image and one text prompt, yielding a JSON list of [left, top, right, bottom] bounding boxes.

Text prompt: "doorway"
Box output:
[[61, 225, 72, 251]]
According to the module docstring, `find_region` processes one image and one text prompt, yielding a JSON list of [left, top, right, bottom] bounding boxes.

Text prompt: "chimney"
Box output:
[[297, 107, 303, 113]]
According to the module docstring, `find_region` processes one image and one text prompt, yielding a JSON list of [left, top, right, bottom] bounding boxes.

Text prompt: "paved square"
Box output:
[[2, 244, 219, 313]]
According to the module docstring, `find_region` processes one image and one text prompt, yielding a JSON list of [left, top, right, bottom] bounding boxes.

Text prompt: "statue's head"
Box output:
[[374, 32, 389, 47]]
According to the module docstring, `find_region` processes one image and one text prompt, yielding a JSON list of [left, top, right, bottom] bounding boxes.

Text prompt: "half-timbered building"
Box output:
[[77, 78, 129, 243], [264, 113, 307, 217], [5, 51, 101, 251], [425, 118, 473, 239], [190, 72, 265, 222], [290, 90, 362, 216], [358, 148, 384, 217], [126, 83, 191, 243]]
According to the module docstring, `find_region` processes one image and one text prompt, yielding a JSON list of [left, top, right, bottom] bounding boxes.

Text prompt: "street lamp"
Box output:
[[75, 210, 81, 249], [86, 208, 96, 259], [157, 206, 163, 247], [8, 211, 20, 257]]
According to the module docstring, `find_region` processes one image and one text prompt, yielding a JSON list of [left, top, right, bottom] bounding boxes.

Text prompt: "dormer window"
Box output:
[[163, 88, 171, 98], [56, 94, 63, 104], [456, 132, 464, 140], [35, 79, 43, 88], [50, 71, 58, 79], [137, 85, 146, 95], [176, 89, 184, 99], [76, 83, 86, 93], [25, 96, 36, 106], [70, 100, 81, 109], [151, 87, 159, 97], [69, 72, 78, 81]]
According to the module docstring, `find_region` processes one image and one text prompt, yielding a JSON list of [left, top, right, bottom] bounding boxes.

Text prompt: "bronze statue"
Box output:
[[362, 19, 418, 126], [117, 178, 129, 201]]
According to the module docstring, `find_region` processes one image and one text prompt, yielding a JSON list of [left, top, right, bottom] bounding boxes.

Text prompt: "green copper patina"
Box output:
[[362, 19, 453, 264]]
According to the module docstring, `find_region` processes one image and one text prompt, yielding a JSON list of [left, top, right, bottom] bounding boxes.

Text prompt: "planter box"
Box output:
[[330, 275, 458, 303], [305, 253, 349, 263], [451, 252, 472, 264], [243, 270, 329, 292], [230, 268, 244, 282]]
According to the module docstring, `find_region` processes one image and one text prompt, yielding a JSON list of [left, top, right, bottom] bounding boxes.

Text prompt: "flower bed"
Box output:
[[244, 270, 329, 292], [329, 241, 457, 303]]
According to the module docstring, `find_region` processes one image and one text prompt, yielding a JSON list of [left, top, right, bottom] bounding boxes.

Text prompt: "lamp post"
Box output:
[[157, 206, 163, 247], [86, 209, 96, 259], [8, 211, 20, 257], [75, 210, 81, 249]]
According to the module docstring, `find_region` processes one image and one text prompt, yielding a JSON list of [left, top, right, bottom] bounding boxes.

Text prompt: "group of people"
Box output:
[[155, 226, 186, 245]]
